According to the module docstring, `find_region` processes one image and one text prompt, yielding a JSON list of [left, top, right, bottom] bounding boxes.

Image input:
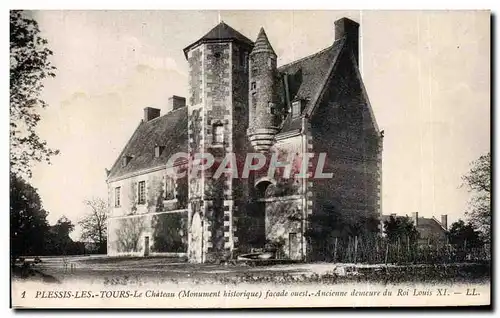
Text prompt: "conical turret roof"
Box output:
[[183, 21, 254, 58], [251, 27, 276, 55]]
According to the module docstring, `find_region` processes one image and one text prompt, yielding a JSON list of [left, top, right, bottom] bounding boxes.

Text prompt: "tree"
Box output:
[[80, 198, 108, 253], [304, 201, 381, 261], [10, 10, 59, 178], [10, 172, 50, 261], [447, 219, 483, 249], [383, 215, 419, 243], [462, 152, 490, 241], [45, 216, 75, 255]]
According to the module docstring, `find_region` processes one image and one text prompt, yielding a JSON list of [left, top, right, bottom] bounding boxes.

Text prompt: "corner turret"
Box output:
[[247, 28, 280, 153]]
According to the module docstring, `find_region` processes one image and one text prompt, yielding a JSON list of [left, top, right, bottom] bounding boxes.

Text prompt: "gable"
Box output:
[[107, 107, 188, 181], [309, 44, 379, 134], [417, 217, 447, 232]]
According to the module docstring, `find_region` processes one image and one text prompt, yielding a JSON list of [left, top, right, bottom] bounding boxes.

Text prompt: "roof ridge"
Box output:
[[278, 37, 345, 71]]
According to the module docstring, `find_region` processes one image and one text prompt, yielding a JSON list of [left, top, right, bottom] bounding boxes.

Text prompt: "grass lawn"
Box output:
[[12, 255, 491, 286]]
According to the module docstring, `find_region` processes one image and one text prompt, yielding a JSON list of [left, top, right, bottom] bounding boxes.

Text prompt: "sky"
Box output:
[[27, 10, 490, 239]]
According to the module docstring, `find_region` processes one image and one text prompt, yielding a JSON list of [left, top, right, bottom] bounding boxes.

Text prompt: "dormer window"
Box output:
[[213, 123, 224, 145], [292, 100, 301, 118], [154, 145, 165, 158], [122, 155, 132, 167]]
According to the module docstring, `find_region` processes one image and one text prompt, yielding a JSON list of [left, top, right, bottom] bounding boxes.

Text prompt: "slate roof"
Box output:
[[183, 21, 254, 58], [252, 27, 276, 55], [109, 24, 357, 179], [278, 38, 345, 134], [107, 107, 188, 180]]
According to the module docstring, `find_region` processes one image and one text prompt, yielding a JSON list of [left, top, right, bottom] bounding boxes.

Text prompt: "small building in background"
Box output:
[[380, 212, 448, 246]]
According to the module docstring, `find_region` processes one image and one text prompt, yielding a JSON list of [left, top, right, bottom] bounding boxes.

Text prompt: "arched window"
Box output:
[[213, 123, 224, 145]]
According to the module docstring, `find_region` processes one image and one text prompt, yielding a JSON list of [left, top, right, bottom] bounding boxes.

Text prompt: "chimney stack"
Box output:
[[334, 17, 360, 65], [144, 107, 161, 122], [412, 212, 419, 227], [167, 95, 186, 113], [441, 214, 448, 230]]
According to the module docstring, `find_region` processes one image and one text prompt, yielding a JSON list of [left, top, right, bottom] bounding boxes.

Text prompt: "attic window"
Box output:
[[122, 155, 132, 167], [292, 101, 301, 118], [154, 145, 165, 158]]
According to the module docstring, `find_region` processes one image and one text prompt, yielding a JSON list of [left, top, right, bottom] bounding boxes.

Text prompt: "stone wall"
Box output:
[[265, 197, 304, 259], [107, 166, 189, 256], [309, 49, 381, 259], [203, 42, 233, 262], [231, 43, 252, 253], [108, 210, 188, 257]]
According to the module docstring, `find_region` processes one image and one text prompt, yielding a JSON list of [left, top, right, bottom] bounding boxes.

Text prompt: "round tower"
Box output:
[[248, 27, 280, 153]]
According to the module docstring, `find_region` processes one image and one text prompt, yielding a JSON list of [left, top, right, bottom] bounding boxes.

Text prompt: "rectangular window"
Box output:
[[268, 102, 276, 115], [114, 187, 121, 207], [292, 101, 301, 118], [165, 176, 175, 200], [138, 181, 146, 205], [251, 91, 257, 106], [154, 145, 164, 158], [213, 124, 224, 144]]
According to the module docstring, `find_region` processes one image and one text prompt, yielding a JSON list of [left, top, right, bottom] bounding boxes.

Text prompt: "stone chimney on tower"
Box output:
[[334, 17, 360, 65]]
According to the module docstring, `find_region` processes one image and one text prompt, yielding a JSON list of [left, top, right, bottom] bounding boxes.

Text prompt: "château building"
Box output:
[[106, 17, 383, 263]]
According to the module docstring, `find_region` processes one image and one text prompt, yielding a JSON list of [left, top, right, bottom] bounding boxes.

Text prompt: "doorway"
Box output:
[[251, 180, 273, 248], [144, 236, 150, 256]]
